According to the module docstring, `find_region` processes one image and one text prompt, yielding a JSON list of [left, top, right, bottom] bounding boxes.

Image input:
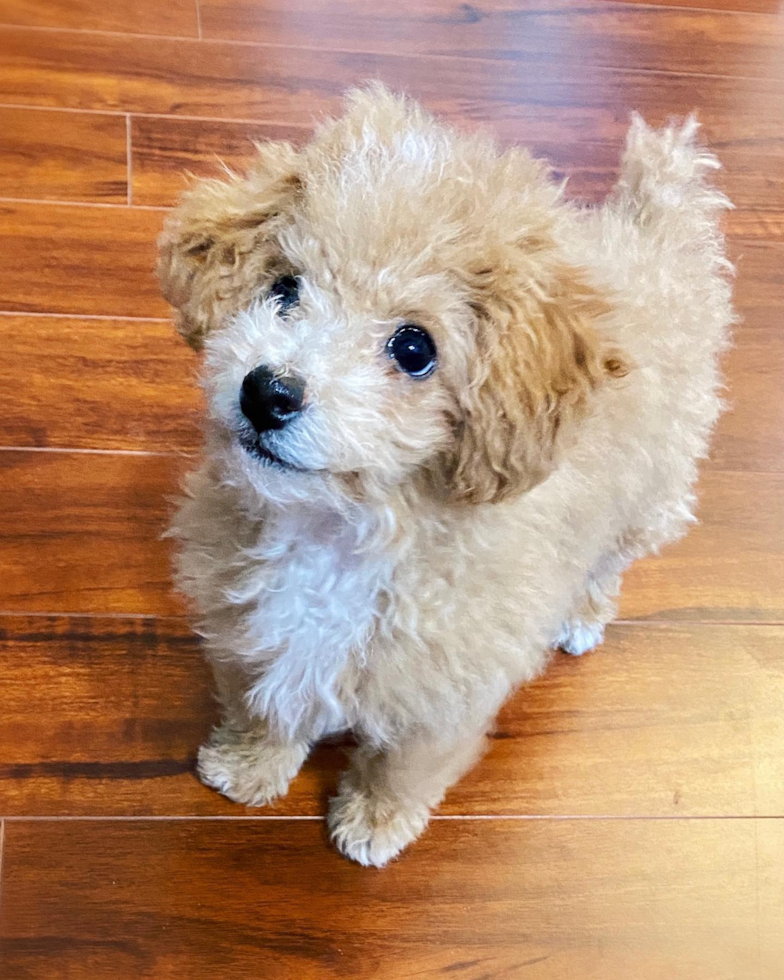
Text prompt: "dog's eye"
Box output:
[[269, 275, 300, 315], [386, 325, 438, 379]]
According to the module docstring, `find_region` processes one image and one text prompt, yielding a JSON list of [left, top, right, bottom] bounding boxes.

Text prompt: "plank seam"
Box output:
[[2, 814, 783, 822]]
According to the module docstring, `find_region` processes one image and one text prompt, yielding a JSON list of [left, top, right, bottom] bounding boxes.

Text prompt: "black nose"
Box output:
[[239, 366, 305, 432]]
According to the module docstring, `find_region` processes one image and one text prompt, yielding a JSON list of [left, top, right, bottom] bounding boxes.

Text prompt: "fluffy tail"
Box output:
[[611, 115, 732, 260]]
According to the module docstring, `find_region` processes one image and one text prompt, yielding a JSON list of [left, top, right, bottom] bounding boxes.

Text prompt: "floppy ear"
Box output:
[[157, 141, 300, 350], [447, 263, 628, 504]]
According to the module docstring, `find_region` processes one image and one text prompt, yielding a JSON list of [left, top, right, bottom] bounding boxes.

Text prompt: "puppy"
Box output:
[[158, 85, 733, 866]]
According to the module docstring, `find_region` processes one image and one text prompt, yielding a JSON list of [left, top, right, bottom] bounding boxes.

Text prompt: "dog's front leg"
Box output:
[[328, 723, 489, 867], [197, 659, 310, 807]]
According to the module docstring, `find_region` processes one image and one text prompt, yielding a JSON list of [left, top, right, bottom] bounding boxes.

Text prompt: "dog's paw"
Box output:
[[555, 620, 605, 657], [328, 788, 430, 868], [197, 725, 305, 807]]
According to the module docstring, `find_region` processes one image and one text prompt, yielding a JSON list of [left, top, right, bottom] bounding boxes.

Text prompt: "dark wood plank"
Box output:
[[1, 818, 781, 979], [0, 237, 779, 470], [0, 450, 779, 617], [131, 117, 784, 213], [0, 202, 167, 318], [130, 116, 306, 208], [0, 0, 199, 36], [1, 617, 781, 818], [129, 117, 784, 244], [0, 451, 184, 615], [0, 316, 200, 451], [197, 0, 784, 79], [0, 306, 778, 469], [0, 614, 341, 817], [0, 106, 127, 203], [5, 25, 784, 142]]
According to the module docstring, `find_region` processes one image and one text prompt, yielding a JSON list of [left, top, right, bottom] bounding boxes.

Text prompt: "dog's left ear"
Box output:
[[446, 262, 629, 504], [157, 141, 301, 350]]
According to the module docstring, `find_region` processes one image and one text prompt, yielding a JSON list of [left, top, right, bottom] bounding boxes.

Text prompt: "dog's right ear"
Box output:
[[157, 141, 301, 350]]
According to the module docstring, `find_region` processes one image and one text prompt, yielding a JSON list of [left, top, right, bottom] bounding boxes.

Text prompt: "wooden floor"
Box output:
[[0, 0, 783, 976]]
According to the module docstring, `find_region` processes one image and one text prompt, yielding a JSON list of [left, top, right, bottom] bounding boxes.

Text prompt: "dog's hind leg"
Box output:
[[555, 526, 654, 656], [555, 553, 625, 656], [196, 659, 310, 807]]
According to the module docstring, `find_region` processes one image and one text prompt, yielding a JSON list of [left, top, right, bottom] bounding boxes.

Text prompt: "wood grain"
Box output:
[[197, 0, 784, 79], [712, 323, 784, 472], [0, 106, 127, 203], [130, 116, 307, 208], [0, 202, 167, 318], [1, 818, 781, 979], [0, 455, 779, 619], [1, 617, 781, 818], [0, 451, 184, 615], [0, 0, 199, 36], [620, 470, 784, 622], [0, 315, 201, 451], [5, 25, 784, 143], [616, 0, 780, 12]]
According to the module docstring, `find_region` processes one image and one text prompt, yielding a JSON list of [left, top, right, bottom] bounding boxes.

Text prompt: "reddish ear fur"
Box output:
[[448, 265, 628, 504], [157, 142, 300, 350]]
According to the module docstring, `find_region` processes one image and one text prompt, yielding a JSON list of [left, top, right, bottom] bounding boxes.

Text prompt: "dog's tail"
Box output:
[[610, 115, 732, 266]]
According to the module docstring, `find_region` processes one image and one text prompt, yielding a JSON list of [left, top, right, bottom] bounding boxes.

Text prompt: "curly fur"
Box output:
[[158, 86, 734, 866]]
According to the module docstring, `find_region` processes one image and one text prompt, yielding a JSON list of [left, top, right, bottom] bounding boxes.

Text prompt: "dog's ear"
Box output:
[[446, 262, 628, 504], [157, 141, 301, 350]]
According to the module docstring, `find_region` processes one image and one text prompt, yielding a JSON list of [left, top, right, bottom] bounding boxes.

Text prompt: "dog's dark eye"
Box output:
[[269, 275, 300, 314], [386, 325, 437, 379]]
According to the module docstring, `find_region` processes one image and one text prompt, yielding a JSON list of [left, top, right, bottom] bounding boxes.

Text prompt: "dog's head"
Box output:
[[159, 85, 627, 506]]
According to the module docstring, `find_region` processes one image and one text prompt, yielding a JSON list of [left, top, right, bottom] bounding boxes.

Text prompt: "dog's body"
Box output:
[[159, 88, 733, 866]]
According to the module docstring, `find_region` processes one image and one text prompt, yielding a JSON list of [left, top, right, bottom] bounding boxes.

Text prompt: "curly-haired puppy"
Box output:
[[158, 85, 733, 866]]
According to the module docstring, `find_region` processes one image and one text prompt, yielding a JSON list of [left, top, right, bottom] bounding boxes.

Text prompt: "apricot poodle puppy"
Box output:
[[158, 85, 733, 866]]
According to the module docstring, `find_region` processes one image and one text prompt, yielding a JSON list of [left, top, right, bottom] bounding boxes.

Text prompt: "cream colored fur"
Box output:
[[159, 87, 733, 867]]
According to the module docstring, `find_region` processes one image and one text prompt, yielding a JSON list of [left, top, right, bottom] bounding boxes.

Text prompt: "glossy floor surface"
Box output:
[[0, 1, 783, 977]]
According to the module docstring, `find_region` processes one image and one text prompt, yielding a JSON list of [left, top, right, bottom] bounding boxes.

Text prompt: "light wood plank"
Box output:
[[0, 0, 199, 37], [0, 316, 200, 451], [0, 202, 166, 317], [1, 617, 781, 818], [0, 106, 127, 203], [620, 470, 784, 622], [197, 0, 784, 81], [614, 0, 780, 12], [1, 818, 780, 979]]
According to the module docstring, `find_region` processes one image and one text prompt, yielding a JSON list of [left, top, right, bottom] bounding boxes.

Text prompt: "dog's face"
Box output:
[[159, 86, 626, 506]]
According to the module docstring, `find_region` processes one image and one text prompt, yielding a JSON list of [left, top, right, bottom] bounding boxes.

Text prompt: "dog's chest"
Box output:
[[241, 509, 386, 737]]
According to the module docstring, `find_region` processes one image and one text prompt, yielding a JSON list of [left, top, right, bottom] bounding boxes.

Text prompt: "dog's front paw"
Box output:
[[197, 725, 305, 807], [328, 787, 430, 868], [555, 620, 605, 657]]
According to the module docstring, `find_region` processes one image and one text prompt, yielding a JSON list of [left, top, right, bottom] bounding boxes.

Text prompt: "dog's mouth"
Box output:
[[239, 435, 301, 471], [238, 434, 318, 474]]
